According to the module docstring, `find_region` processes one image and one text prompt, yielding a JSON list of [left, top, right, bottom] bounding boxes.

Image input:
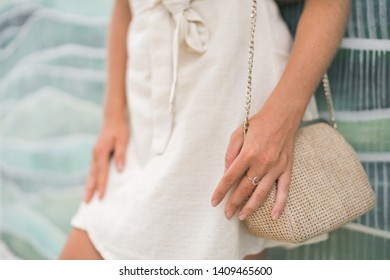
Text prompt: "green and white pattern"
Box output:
[[274, 0, 390, 259], [0, 0, 108, 259], [0, 0, 389, 259]]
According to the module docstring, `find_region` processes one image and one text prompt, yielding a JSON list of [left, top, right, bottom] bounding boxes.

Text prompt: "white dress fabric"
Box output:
[[71, 0, 324, 259]]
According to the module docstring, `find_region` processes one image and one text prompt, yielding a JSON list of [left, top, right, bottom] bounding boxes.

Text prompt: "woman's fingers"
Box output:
[[271, 166, 292, 220], [84, 164, 97, 202], [83, 118, 130, 203], [238, 172, 279, 221], [224, 128, 244, 173], [223, 175, 256, 219], [211, 153, 250, 207], [96, 145, 112, 199], [85, 138, 114, 201], [114, 134, 128, 172]]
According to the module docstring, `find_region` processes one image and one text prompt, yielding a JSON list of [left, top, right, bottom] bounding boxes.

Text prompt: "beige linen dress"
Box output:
[[71, 0, 323, 259]]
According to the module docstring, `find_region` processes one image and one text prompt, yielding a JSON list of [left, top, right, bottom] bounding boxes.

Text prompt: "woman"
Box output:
[[59, 0, 351, 259]]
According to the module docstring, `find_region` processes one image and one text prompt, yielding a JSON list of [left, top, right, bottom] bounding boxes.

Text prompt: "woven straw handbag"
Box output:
[[242, 0, 376, 244]]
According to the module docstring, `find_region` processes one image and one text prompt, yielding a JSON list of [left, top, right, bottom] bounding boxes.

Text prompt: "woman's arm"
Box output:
[[211, 0, 351, 220], [104, 0, 131, 121], [84, 0, 132, 202], [268, 0, 350, 125]]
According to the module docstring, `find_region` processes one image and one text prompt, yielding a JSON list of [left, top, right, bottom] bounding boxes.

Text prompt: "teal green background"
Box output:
[[271, 1, 390, 259], [0, 0, 389, 259]]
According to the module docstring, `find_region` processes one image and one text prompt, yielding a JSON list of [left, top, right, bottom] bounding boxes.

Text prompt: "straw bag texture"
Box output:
[[242, 0, 376, 243], [244, 122, 375, 243]]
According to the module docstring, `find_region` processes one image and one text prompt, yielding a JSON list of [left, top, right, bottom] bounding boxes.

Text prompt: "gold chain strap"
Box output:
[[243, 0, 337, 138], [322, 73, 337, 129], [243, 0, 257, 137]]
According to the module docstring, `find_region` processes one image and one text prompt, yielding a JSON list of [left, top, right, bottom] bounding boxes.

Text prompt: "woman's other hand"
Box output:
[[84, 114, 130, 202], [84, 0, 132, 203]]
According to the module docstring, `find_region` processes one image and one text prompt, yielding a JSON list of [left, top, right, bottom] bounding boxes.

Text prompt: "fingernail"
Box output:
[[225, 211, 234, 219], [211, 199, 219, 207], [84, 192, 90, 202], [224, 167, 227, 173], [117, 162, 123, 172], [239, 212, 247, 221], [272, 211, 280, 221]]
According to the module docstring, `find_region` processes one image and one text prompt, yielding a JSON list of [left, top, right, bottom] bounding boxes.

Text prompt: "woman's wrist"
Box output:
[[103, 98, 128, 123], [260, 88, 311, 132]]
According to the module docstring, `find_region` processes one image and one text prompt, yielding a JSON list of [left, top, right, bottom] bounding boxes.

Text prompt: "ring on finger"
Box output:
[[246, 175, 261, 186]]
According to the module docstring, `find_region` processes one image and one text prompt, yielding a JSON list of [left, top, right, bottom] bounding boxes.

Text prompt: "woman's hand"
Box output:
[[210, 0, 351, 221], [84, 113, 130, 202], [211, 98, 302, 221], [83, 0, 132, 203]]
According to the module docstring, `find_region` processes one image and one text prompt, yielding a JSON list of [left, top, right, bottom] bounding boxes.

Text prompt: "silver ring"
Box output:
[[246, 175, 261, 186]]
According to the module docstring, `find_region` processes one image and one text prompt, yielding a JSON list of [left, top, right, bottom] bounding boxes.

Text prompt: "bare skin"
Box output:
[[243, 250, 268, 260], [59, 229, 103, 260], [60, 0, 351, 260], [59, 228, 266, 260]]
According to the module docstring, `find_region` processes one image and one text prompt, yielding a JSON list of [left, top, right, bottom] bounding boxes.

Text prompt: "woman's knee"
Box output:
[[243, 250, 267, 260], [59, 228, 103, 260]]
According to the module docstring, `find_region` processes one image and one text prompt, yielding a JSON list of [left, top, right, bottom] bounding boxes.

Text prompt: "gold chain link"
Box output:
[[322, 73, 337, 129], [243, 0, 337, 138], [243, 0, 257, 138]]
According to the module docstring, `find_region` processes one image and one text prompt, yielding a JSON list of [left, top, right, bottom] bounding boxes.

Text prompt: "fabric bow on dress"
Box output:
[[147, 0, 209, 154]]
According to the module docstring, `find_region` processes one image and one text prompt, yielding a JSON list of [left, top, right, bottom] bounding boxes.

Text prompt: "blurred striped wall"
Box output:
[[0, 0, 111, 259], [0, 0, 389, 259], [270, 0, 390, 259]]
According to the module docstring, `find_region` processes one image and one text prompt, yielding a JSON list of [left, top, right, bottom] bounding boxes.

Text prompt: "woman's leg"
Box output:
[[59, 228, 103, 260], [243, 250, 267, 260], [60, 227, 266, 260]]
